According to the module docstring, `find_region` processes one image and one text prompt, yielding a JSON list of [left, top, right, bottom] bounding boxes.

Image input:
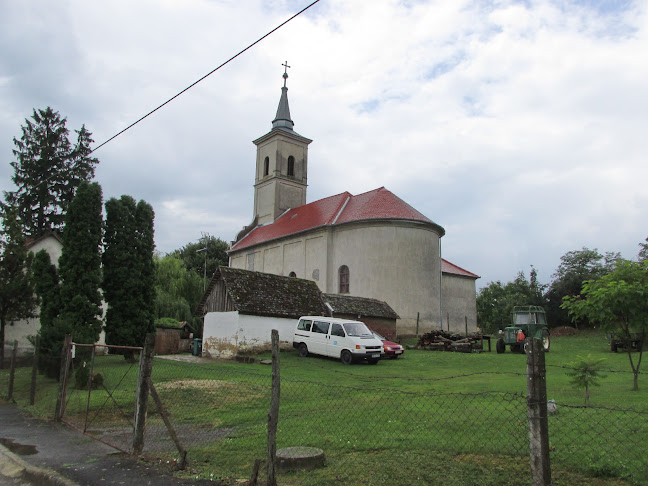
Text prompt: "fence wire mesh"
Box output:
[[61, 344, 142, 453], [145, 357, 530, 483], [548, 402, 648, 484], [2, 343, 648, 484]]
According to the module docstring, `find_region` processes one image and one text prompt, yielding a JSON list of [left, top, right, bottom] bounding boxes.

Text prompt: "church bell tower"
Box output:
[[252, 63, 312, 225]]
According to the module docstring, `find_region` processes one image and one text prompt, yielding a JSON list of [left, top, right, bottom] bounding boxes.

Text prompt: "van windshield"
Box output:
[[343, 322, 372, 337]]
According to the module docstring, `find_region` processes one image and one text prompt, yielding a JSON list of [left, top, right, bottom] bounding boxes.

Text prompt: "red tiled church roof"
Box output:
[[231, 187, 442, 252], [442, 259, 480, 279]]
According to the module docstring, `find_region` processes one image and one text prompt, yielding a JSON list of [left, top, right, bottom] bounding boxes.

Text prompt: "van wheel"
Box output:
[[341, 350, 353, 365], [298, 343, 308, 357]]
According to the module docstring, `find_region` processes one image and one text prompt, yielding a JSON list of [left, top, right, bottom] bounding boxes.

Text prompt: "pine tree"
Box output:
[[103, 196, 155, 353], [58, 182, 103, 345], [2, 107, 98, 237], [0, 208, 38, 367]]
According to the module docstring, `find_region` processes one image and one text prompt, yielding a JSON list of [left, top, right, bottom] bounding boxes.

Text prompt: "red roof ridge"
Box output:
[[230, 187, 444, 252]]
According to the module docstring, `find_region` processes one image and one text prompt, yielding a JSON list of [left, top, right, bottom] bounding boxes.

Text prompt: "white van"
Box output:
[[293, 316, 384, 365]]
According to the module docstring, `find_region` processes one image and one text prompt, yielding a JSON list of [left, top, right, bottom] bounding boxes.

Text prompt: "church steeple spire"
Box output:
[[253, 63, 311, 225], [272, 61, 294, 130]]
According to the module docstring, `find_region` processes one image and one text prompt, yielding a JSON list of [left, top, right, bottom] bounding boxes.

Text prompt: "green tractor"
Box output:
[[496, 305, 550, 354]]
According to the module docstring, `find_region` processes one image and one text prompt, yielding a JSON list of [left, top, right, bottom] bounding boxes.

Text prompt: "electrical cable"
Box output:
[[92, 0, 321, 154]]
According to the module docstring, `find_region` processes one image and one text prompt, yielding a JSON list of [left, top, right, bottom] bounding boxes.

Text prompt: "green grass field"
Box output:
[[2, 329, 647, 485]]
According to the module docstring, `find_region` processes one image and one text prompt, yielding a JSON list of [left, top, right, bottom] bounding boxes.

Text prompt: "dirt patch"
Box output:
[[155, 379, 230, 391], [551, 326, 579, 337]]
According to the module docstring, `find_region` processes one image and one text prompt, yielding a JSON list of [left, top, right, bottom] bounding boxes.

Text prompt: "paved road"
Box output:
[[0, 400, 216, 486]]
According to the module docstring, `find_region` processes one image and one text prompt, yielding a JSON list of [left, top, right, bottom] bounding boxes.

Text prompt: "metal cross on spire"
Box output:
[[282, 61, 291, 87]]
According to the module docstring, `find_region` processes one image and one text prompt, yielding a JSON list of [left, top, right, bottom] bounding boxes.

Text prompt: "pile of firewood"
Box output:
[[417, 330, 485, 353]]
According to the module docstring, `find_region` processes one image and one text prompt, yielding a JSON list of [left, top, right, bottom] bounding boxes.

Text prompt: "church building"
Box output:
[[228, 68, 479, 335]]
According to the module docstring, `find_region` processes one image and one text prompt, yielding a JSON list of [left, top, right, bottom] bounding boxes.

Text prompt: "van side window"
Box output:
[[331, 323, 345, 337], [297, 319, 312, 331], [312, 321, 330, 334]]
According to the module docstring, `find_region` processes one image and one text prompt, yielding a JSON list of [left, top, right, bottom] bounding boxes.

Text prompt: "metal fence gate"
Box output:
[[58, 341, 143, 453]]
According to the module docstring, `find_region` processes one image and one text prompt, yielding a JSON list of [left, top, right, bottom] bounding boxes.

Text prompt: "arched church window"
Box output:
[[339, 265, 349, 294], [263, 157, 270, 176], [287, 156, 295, 177], [289, 271, 296, 278]]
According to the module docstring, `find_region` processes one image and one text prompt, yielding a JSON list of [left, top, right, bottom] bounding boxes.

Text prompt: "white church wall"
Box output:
[[202, 311, 296, 358], [283, 240, 304, 276], [305, 234, 327, 287], [328, 222, 442, 335], [263, 245, 282, 274], [442, 274, 478, 334]]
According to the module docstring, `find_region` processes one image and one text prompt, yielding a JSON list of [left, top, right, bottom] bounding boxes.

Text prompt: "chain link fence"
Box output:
[[2, 340, 648, 484], [145, 357, 530, 483]]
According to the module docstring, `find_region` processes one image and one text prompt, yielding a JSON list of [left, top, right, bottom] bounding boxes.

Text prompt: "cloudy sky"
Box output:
[[1, 0, 647, 289]]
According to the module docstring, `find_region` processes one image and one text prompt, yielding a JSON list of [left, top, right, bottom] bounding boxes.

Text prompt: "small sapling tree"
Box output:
[[565, 355, 607, 406]]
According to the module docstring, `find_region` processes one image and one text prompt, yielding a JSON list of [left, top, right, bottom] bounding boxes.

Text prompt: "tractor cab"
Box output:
[[497, 306, 550, 354]]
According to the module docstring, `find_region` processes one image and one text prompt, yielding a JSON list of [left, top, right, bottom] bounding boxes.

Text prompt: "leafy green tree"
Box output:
[[477, 269, 545, 333], [2, 107, 98, 237], [170, 234, 229, 286], [565, 355, 606, 406], [154, 255, 203, 334], [638, 237, 648, 262], [562, 259, 648, 390], [545, 248, 619, 328], [103, 196, 155, 351], [0, 208, 38, 367], [57, 181, 104, 345]]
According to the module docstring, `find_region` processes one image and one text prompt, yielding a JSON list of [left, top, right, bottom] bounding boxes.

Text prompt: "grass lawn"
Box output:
[[2, 329, 647, 485]]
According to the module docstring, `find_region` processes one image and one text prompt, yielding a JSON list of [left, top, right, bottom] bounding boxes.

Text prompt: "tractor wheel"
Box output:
[[496, 338, 505, 354], [542, 330, 551, 353]]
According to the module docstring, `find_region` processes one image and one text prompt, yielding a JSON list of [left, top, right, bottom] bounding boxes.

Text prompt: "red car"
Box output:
[[372, 331, 404, 359]]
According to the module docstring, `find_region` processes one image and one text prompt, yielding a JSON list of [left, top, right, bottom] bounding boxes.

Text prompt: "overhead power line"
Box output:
[[92, 0, 321, 154]]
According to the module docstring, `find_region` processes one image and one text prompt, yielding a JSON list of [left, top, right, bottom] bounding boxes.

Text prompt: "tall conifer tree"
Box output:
[[2, 107, 98, 237], [103, 196, 155, 351], [58, 182, 103, 344]]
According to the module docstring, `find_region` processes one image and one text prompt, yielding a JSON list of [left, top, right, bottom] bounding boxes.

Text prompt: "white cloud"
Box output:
[[1, 0, 646, 288]]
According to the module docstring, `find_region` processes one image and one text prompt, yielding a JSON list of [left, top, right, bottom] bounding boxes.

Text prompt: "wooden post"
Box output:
[[526, 338, 551, 485], [465, 316, 468, 336], [7, 340, 18, 400], [83, 345, 97, 432], [266, 330, 280, 486], [415, 312, 420, 337], [147, 377, 187, 469], [446, 312, 450, 332], [249, 458, 261, 485], [132, 333, 155, 455], [55, 335, 73, 421], [30, 336, 39, 405]]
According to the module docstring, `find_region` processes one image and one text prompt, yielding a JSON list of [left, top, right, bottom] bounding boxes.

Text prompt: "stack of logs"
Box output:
[[417, 330, 485, 353]]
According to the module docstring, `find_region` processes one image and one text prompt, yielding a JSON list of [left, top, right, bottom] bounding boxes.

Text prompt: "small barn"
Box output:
[[323, 294, 400, 340], [197, 267, 327, 358]]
